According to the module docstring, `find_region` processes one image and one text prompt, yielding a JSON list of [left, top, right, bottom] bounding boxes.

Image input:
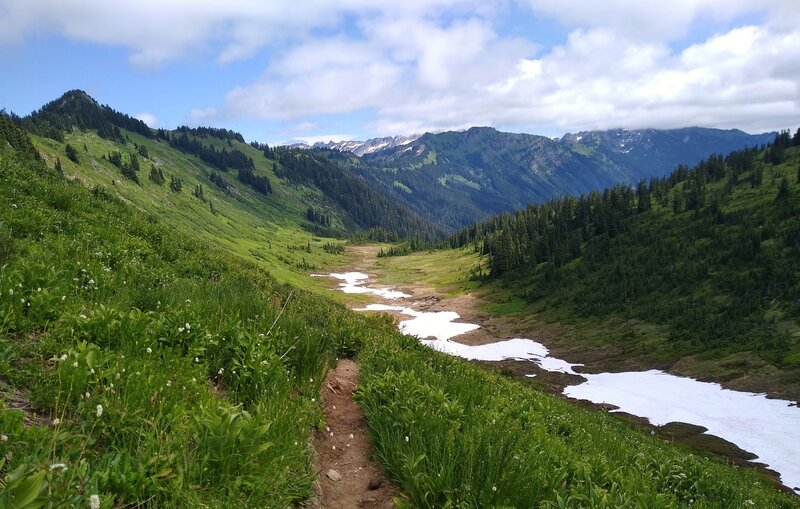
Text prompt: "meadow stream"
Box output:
[[313, 272, 800, 495]]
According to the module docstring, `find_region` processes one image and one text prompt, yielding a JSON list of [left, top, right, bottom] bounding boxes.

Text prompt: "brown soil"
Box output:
[[310, 360, 400, 509]]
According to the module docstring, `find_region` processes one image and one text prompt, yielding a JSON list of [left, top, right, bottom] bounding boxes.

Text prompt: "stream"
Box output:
[[315, 271, 800, 494]]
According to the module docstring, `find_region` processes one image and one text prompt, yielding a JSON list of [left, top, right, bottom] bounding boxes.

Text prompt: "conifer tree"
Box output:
[[65, 143, 79, 163]]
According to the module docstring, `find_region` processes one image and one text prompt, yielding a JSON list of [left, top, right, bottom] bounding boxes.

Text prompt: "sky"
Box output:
[[1, 0, 799, 146]]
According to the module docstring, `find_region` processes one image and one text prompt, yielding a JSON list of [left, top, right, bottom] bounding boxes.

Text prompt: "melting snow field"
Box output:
[[312, 272, 411, 299], [323, 272, 800, 493], [565, 370, 800, 494]]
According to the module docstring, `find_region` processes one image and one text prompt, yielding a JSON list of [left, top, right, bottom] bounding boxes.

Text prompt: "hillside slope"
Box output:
[[359, 126, 775, 229], [451, 131, 800, 399], [2, 110, 799, 508], [20, 90, 440, 284]]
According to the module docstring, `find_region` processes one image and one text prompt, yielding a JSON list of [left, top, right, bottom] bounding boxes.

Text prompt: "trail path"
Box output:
[[312, 359, 399, 509]]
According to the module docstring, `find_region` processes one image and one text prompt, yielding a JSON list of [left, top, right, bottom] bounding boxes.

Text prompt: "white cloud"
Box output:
[[134, 112, 158, 128], [2, 0, 799, 135]]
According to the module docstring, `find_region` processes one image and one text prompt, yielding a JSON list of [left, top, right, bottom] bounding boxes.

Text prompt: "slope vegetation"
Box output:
[[359, 126, 775, 229], [451, 131, 800, 398]]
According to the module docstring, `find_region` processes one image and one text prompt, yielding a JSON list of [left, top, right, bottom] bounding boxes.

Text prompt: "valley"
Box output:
[[2, 93, 799, 508], [314, 245, 800, 494]]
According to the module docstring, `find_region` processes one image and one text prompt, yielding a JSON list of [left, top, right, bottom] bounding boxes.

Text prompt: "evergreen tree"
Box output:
[[149, 165, 165, 185], [776, 177, 791, 202], [65, 143, 79, 163], [169, 176, 183, 193]]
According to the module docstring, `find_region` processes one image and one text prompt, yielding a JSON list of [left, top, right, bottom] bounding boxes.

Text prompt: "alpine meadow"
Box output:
[[2, 2, 800, 508]]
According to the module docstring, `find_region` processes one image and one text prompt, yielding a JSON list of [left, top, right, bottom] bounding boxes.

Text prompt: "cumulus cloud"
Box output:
[[2, 0, 799, 135], [134, 112, 158, 128]]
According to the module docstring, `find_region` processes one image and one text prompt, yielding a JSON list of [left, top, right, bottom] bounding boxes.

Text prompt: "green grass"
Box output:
[[33, 130, 353, 289], [357, 329, 800, 508], [0, 141, 379, 507]]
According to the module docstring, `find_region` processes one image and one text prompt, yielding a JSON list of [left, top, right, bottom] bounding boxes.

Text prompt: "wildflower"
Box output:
[[88, 279, 94, 285], [85, 392, 91, 399], [0, 434, 7, 442], [11, 203, 17, 208], [349, 433, 354, 439], [8, 288, 12, 295], [178, 327, 185, 333], [492, 486, 497, 492], [90, 369, 95, 374], [72, 362, 79, 368], [95, 404, 103, 418], [194, 357, 200, 363], [310, 378, 314, 383], [60, 354, 68, 361], [191, 377, 197, 383], [115, 373, 120, 380], [37, 287, 41, 292], [218, 368, 224, 375], [49, 463, 68, 471], [90, 494, 100, 509], [311, 398, 316, 403], [185, 323, 191, 330], [146, 347, 152, 354], [61, 296, 66, 301], [166, 380, 172, 387], [79, 314, 87, 320], [53, 418, 61, 426], [404, 436, 409, 443]]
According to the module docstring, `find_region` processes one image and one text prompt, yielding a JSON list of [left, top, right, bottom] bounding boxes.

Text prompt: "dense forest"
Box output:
[[19, 90, 153, 143], [274, 147, 444, 242], [450, 129, 800, 364]]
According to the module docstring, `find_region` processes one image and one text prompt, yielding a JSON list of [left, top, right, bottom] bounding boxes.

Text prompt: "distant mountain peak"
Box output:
[[284, 134, 421, 157]]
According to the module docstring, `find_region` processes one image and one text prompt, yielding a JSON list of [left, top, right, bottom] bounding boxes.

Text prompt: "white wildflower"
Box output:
[[85, 392, 91, 399], [95, 404, 103, 418], [90, 369, 95, 374], [404, 436, 409, 443], [79, 314, 87, 320], [8, 288, 12, 295], [61, 295, 66, 301], [146, 347, 152, 354], [191, 377, 197, 383], [72, 362, 79, 368], [194, 357, 199, 363], [218, 368, 224, 375], [59, 354, 68, 361], [0, 434, 7, 442], [185, 323, 190, 330], [349, 433, 354, 439], [37, 287, 41, 292], [492, 486, 497, 492], [89, 494, 100, 509], [53, 418, 61, 426], [11, 203, 17, 208], [166, 380, 172, 387], [178, 327, 185, 333], [49, 463, 68, 471]]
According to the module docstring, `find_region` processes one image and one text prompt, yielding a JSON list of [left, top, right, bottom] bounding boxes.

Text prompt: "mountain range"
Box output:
[[351, 126, 775, 229]]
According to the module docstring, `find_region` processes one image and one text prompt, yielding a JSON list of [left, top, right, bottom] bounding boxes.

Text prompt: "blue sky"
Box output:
[[1, 1, 798, 145]]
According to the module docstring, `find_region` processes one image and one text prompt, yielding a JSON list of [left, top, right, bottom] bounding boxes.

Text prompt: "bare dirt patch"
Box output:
[[311, 360, 399, 509]]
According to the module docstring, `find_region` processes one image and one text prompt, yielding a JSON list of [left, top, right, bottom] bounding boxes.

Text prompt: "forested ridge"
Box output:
[[451, 129, 800, 367], [274, 147, 444, 242]]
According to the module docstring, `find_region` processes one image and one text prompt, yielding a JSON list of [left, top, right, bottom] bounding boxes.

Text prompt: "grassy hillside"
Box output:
[[3, 112, 800, 507], [449, 135, 800, 399], [0, 118, 385, 506]]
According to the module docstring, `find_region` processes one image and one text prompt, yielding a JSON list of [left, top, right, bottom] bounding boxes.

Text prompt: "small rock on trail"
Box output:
[[311, 359, 400, 508]]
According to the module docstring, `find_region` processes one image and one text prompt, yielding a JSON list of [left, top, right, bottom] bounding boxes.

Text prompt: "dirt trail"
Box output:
[[311, 360, 399, 509]]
